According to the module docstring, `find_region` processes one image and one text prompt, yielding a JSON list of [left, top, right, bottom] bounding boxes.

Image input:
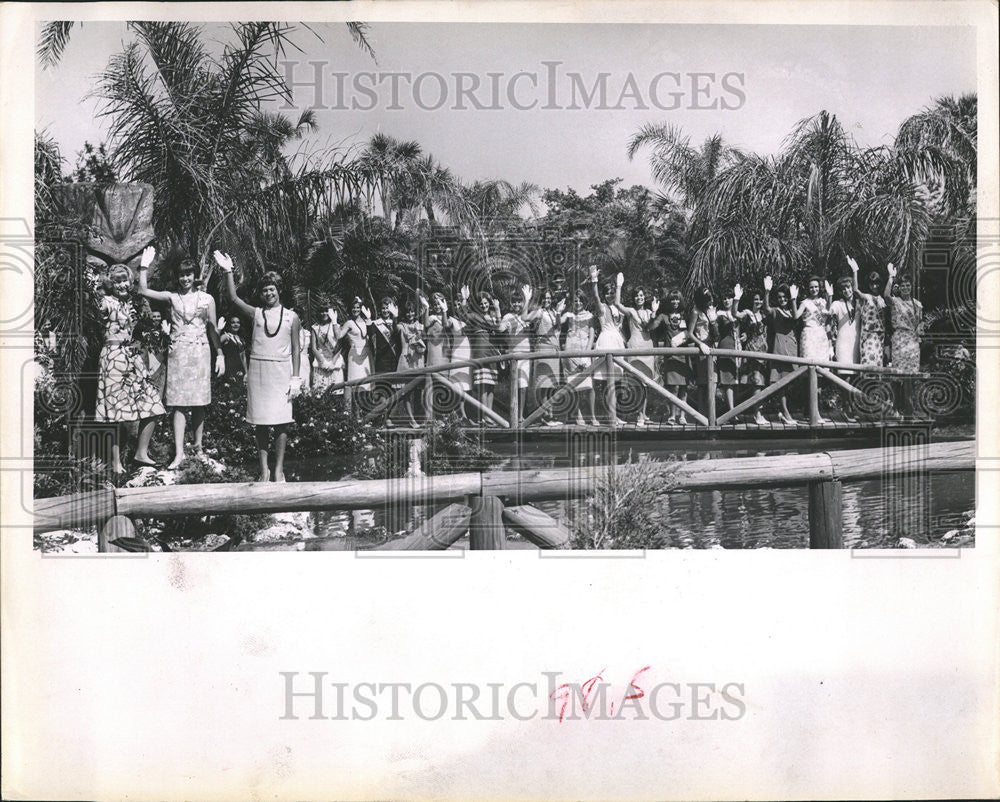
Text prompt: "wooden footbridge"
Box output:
[[330, 346, 932, 439], [35, 440, 974, 552]]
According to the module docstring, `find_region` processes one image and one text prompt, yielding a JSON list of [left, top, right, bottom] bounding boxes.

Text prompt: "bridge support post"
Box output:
[[99, 515, 137, 553], [808, 479, 843, 548], [469, 495, 506, 550], [706, 355, 717, 427], [605, 354, 617, 429], [509, 360, 519, 429], [808, 366, 821, 426], [424, 376, 435, 427]]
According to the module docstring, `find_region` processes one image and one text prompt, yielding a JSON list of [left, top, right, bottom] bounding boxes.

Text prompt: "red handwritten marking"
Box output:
[[549, 666, 651, 723]]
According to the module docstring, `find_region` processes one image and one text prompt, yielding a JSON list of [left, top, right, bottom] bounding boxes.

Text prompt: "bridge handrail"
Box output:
[[328, 346, 926, 392]]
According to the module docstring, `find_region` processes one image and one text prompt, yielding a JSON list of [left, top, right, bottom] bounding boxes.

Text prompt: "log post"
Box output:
[[469, 495, 506, 550], [509, 358, 520, 430], [606, 354, 617, 429], [808, 365, 821, 426], [99, 515, 137, 553], [706, 354, 717, 427], [808, 479, 843, 548], [424, 375, 435, 426]]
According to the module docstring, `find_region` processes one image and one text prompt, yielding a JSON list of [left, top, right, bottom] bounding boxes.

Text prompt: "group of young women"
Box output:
[[91, 247, 924, 480]]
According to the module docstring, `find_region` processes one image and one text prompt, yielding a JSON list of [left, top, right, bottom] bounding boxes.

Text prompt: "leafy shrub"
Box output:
[[571, 456, 679, 549]]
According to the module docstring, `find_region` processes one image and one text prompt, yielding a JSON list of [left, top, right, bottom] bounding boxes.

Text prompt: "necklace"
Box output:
[[262, 305, 284, 338], [176, 291, 199, 325]]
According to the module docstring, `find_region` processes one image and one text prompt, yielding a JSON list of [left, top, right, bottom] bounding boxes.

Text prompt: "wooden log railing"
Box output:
[[34, 441, 975, 551], [331, 346, 926, 431]]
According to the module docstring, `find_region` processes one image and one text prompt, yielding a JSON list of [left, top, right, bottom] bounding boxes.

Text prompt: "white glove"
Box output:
[[288, 376, 304, 399], [589, 265, 599, 283], [217, 316, 227, 331], [789, 284, 799, 300], [847, 256, 859, 274], [140, 246, 156, 269], [615, 272, 625, 288], [763, 276, 773, 292], [214, 354, 225, 377], [824, 280, 834, 297], [213, 251, 234, 273], [733, 283, 743, 302], [650, 297, 660, 314]]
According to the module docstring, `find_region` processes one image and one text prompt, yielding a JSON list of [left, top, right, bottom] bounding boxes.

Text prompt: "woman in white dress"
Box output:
[[523, 287, 564, 426], [614, 274, 657, 427], [215, 253, 302, 482], [588, 266, 626, 426], [561, 292, 598, 426], [309, 307, 344, 393], [338, 296, 373, 410], [138, 247, 224, 469], [499, 285, 533, 421]]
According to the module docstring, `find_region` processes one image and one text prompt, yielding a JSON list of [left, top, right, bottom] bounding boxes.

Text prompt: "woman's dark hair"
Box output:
[[836, 276, 853, 293], [866, 271, 882, 290], [806, 275, 822, 288], [664, 289, 684, 310], [258, 271, 283, 296], [176, 258, 197, 278], [694, 286, 713, 309], [776, 283, 791, 300]]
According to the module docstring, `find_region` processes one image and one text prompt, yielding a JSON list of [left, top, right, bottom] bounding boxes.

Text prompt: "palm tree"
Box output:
[[627, 123, 744, 211]]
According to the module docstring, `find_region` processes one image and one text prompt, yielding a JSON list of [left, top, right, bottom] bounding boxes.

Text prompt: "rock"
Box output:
[[897, 537, 918, 549], [250, 511, 312, 543], [941, 529, 959, 542]]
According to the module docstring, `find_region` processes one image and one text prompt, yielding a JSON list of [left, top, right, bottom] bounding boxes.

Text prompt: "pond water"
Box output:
[[304, 436, 975, 550]]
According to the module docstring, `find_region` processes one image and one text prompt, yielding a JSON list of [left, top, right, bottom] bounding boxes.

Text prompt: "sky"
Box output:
[[35, 21, 976, 195]]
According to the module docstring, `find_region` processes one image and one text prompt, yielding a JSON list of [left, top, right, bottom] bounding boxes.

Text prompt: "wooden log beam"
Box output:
[[34, 489, 116, 536], [605, 354, 617, 429], [373, 503, 471, 550], [815, 366, 865, 397], [502, 505, 570, 549], [363, 376, 423, 423], [432, 373, 509, 428], [99, 514, 138, 553], [520, 360, 601, 428], [469, 496, 506, 550], [717, 366, 808, 425], [614, 357, 708, 426], [116, 473, 484, 519]]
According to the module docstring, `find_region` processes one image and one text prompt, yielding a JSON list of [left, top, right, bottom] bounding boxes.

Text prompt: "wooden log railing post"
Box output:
[[605, 354, 617, 429], [808, 365, 821, 426], [469, 495, 506, 550], [424, 375, 435, 427], [706, 354, 717, 427], [808, 479, 843, 548], [509, 357, 520, 430], [99, 515, 137, 553]]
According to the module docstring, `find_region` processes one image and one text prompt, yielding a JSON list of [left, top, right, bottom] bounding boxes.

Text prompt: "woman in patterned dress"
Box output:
[[561, 291, 598, 426], [309, 307, 344, 393], [448, 288, 473, 399], [846, 256, 892, 366], [762, 277, 800, 425], [523, 287, 564, 426], [649, 290, 691, 425], [138, 247, 223, 469], [889, 267, 923, 416], [462, 291, 504, 425], [686, 286, 719, 419], [795, 276, 834, 363], [614, 276, 657, 427], [715, 286, 741, 417], [589, 267, 626, 426], [499, 286, 533, 423], [395, 300, 426, 427], [420, 291, 458, 418], [95, 263, 166, 474], [734, 286, 769, 424], [215, 254, 302, 482]]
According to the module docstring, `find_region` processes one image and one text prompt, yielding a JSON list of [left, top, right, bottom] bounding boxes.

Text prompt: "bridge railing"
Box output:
[[32, 440, 974, 550], [326, 347, 925, 429]]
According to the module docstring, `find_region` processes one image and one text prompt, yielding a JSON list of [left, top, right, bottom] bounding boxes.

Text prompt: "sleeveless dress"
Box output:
[[246, 305, 297, 426], [501, 313, 532, 389], [424, 315, 450, 367], [690, 309, 715, 385], [716, 311, 740, 386], [859, 295, 886, 366], [397, 321, 426, 371], [830, 298, 861, 366], [95, 296, 166, 422], [651, 311, 690, 386], [739, 311, 767, 386], [465, 309, 502, 387], [798, 298, 831, 361], [626, 307, 655, 378], [310, 322, 343, 392], [562, 311, 595, 390], [449, 320, 472, 392], [593, 302, 625, 380], [369, 318, 399, 384], [344, 318, 372, 381], [165, 290, 211, 407], [890, 296, 922, 372], [532, 308, 561, 390], [768, 308, 797, 383]]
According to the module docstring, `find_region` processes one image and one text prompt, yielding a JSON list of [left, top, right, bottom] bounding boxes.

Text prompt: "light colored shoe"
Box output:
[[545, 419, 563, 427], [754, 412, 767, 425], [636, 416, 647, 428]]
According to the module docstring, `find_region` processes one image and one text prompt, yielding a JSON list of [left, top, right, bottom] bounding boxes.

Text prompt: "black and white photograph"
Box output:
[[2, 2, 998, 800]]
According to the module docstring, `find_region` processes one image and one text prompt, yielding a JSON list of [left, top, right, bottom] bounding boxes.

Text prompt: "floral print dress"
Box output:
[[859, 295, 887, 366], [890, 296, 923, 372], [95, 295, 166, 422]]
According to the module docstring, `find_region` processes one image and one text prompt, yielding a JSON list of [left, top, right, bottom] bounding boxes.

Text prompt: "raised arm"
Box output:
[[588, 265, 601, 307], [136, 246, 173, 304], [213, 251, 256, 319], [762, 276, 773, 314], [204, 295, 224, 377], [883, 263, 897, 300], [847, 256, 874, 303]]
